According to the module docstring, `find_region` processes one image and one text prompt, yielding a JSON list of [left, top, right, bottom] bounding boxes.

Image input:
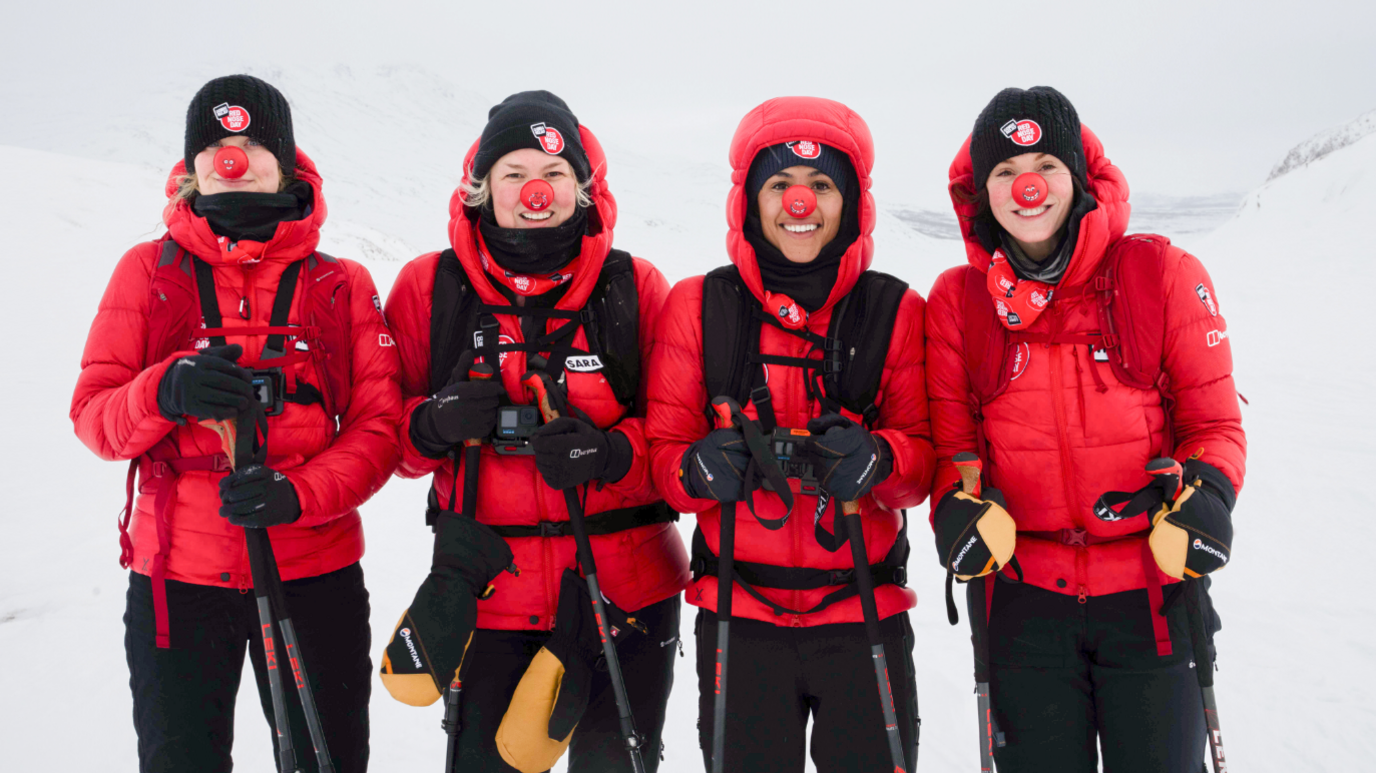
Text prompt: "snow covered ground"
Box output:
[[1, 67, 1372, 771]]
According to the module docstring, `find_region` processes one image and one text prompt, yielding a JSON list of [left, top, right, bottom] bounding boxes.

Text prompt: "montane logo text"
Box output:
[[952, 535, 978, 571], [857, 453, 876, 484], [1192, 538, 1228, 563], [398, 627, 424, 669]]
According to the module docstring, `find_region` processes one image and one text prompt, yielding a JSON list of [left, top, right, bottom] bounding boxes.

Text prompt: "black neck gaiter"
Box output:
[[744, 185, 860, 313], [478, 206, 588, 276], [999, 188, 1099, 285], [193, 180, 313, 243]]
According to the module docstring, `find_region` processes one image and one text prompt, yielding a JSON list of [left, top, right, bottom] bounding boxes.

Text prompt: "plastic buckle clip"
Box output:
[[828, 568, 855, 586], [1061, 528, 1089, 547], [539, 521, 567, 538]]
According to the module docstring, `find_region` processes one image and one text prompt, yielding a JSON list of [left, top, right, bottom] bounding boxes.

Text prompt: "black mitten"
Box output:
[[218, 463, 301, 527], [531, 417, 634, 489], [380, 513, 517, 706]]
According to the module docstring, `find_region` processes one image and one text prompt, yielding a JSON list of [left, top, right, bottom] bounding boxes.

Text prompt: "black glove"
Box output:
[[409, 377, 507, 459], [681, 427, 751, 501], [157, 344, 255, 422], [803, 414, 892, 502], [381, 513, 517, 706], [932, 485, 1016, 580], [218, 463, 302, 527], [1148, 460, 1236, 579], [531, 417, 633, 490]]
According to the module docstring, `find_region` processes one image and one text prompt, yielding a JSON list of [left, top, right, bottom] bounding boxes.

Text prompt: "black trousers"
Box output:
[[449, 594, 681, 772], [978, 578, 1220, 773], [124, 564, 371, 773], [694, 610, 920, 773]]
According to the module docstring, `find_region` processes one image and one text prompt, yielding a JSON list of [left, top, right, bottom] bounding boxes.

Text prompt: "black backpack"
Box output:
[[700, 265, 909, 430], [429, 248, 641, 404]]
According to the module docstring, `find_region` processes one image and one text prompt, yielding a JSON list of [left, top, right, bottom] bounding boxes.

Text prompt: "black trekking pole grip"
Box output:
[[841, 499, 909, 773], [525, 370, 647, 773]]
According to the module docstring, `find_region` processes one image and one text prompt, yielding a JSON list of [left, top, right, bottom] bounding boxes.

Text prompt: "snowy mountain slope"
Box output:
[[1267, 107, 1376, 182], [1, 72, 1372, 771], [1188, 119, 1376, 772]]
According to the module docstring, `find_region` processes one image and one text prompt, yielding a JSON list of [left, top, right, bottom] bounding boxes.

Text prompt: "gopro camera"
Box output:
[[492, 405, 543, 455], [761, 427, 820, 495], [250, 367, 286, 417]]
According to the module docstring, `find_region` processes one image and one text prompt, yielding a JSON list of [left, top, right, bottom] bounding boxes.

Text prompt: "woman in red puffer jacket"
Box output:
[[71, 74, 400, 773], [383, 91, 687, 772], [926, 86, 1246, 772], [647, 96, 934, 773]]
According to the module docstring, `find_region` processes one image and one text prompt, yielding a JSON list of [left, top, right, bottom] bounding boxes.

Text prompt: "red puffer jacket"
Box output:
[[386, 125, 689, 631], [647, 97, 936, 627], [71, 150, 402, 592], [926, 127, 1246, 599]]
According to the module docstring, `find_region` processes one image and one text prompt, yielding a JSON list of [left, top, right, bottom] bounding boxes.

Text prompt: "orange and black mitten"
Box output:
[[933, 486, 1017, 581], [496, 569, 646, 773], [1148, 460, 1235, 579], [1095, 458, 1236, 580], [380, 513, 516, 706]]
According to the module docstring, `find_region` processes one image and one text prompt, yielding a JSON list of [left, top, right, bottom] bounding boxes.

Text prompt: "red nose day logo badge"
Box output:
[[1000, 118, 1042, 147], [766, 292, 806, 329], [213, 102, 251, 132], [531, 123, 565, 155], [787, 140, 821, 160]]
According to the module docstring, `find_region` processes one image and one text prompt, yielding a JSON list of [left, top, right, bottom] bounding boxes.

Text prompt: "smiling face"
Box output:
[[986, 152, 1076, 261], [490, 148, 579, 229], [756, 165, 844, 263], [193, 135, 281, 195]]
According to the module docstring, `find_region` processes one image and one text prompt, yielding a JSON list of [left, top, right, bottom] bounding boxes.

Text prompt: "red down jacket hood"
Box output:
[[726, 96, 876, 313], [163, 148, 327, 265], [446, 125, 618, 311], [947, 125, 1130, 288]]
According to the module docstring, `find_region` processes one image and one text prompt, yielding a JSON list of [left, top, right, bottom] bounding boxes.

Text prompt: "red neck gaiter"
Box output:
[[986, 249, 1054, 330]]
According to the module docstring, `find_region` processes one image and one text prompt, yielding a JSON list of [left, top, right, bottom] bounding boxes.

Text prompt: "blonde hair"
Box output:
[[459, 166, 595, 210], [171, 165, 293, 201]]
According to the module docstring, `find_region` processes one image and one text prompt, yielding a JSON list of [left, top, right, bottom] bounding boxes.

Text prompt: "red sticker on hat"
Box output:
[[1000, 119, 1042, 147], [213, 103, 251, 133], [788, 140, 821, 160], [531, 123, 565, 155]]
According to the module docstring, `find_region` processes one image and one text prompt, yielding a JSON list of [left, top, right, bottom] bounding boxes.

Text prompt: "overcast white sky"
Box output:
[[7, 0, 1375, 207]]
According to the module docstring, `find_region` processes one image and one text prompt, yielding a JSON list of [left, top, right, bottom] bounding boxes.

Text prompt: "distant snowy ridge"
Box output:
[[1266, 106, 1376, 181]]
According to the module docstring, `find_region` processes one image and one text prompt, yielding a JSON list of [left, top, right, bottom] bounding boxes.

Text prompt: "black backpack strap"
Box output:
[[688, 516, 909, 618], [585, 249, 640, 407], [824, 270, 909, 427], [701, 266, 757, 419], [261, 260, 302, 360], [429, 249, 481, 395], [425, 497, 677, 535], [191, 257, 227, 348]]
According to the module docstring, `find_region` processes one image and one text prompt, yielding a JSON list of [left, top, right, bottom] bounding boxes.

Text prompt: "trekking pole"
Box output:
[[442, 361, 495, 772], [708, 396, 741, 773], [524, 371, 647, 773], [212, 408, 335, 773], [1185, 580, 1228, 773], [955, 452, 1003, 773], [840, 497, 909, 772]]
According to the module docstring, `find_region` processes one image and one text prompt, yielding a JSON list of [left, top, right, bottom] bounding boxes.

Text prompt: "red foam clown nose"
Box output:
[[1012, 172, 1048, 208], [213, 146, 249, 179], [521, 179, 554, 212], [782, 185, 816, 218]]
